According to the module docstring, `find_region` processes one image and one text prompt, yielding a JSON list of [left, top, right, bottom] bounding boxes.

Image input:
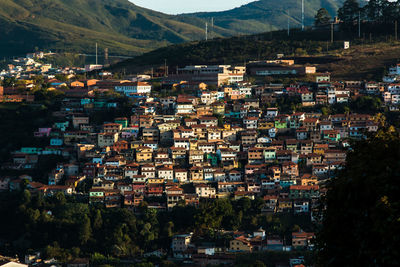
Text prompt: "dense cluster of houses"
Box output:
[[0, 52, 111, 102], [1, 59, 395, 262], [167, 228, 312, 265]]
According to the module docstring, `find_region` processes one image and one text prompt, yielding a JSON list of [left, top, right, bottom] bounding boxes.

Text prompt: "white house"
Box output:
[[158, 168, 174, 181], [195, 184, 216, 198], [115, 81, 152, 96], [175, 169, 188, 183]]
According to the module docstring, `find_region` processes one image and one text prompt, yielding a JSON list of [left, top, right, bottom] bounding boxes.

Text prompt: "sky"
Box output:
[[130, 0, 257, 14]]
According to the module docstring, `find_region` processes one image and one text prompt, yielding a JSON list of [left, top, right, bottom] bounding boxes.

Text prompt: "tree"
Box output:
[[381, 0, 400, 23], [252, 260, 266, 267], [315, 8, 332, 26], [321, 106, 330, 116], [338, 0, 360, 23], [316, 128, 400, 266], [351, 96, 382, 113], [92, 209, 103, 231], [364, 0, 383, 21], [163, 221, 174, 238], [55, 74, 68, 82], [2, 76, 16, 87], [53, 192, 66, 206], [78, 215, 92, 245]]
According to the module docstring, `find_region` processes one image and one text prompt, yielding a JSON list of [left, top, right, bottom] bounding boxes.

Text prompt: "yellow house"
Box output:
[[223, 124, 231, 130], [136, 146, 153, 162], [224, 87, 233, 96], [197, 105, 213, 117], [148, 178, 165, 184], [277, 198, 293, 212], [212, 102, 225, 115], [313, 143, 328, 155], [301, 175, 319, 186], [131, 141, 144, 150], [259, 121, 275, 130], [230, 236, 252, 252], [189, 139, 198, 150]]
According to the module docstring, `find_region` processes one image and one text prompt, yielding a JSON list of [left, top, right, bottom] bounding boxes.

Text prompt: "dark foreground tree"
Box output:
[[338, 0, 360, 23], [314, 8, 332, 26], [316, 128, 400, 266]]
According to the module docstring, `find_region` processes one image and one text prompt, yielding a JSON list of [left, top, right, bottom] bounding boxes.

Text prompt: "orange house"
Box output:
[[70, 81, 85, 88], [112, 140, 130, 152], [86, 79, 99, 87]]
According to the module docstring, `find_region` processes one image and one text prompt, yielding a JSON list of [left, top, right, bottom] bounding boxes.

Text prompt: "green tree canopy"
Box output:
[[317, 128, 400, 266]]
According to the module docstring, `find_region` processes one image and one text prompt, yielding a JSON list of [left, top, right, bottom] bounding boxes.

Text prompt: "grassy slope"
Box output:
[[319, 42, 400, 80], [108, 29, 340, 73], [109, 29, 400, 81]]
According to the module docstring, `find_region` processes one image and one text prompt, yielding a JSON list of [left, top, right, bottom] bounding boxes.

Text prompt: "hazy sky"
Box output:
[[130, 0, 257, 14]]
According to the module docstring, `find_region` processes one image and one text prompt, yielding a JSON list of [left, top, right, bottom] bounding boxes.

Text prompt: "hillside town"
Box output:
[[0, 50, 397, 266]]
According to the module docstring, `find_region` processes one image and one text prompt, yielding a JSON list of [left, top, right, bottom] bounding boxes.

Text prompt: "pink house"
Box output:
[[34, 128, 52, 137], [121, 131, 138, 139]]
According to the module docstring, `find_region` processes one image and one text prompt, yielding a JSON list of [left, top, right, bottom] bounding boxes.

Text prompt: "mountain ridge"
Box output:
[[0, 0, 345, 57], [0, 0, 231, 57]]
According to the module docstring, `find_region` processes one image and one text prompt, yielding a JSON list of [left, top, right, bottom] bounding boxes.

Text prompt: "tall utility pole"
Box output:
[[301, 0, 304, 31], [331, 23, 334, 43], [95, 43, 98, 65], [211, 17, 214, 39], [358, 11, 361, 38], [395, 20, 398, 41], [288, 11, 290, 36], [205, 22, 208, 41], [104, 48, 109, 65], [164, 59, 167, 77]]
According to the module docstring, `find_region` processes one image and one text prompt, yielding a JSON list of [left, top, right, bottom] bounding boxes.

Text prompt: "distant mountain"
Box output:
[[0, 0, 234, 57], [184, 0, 345, 33], [0, 0, 346, 57]]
